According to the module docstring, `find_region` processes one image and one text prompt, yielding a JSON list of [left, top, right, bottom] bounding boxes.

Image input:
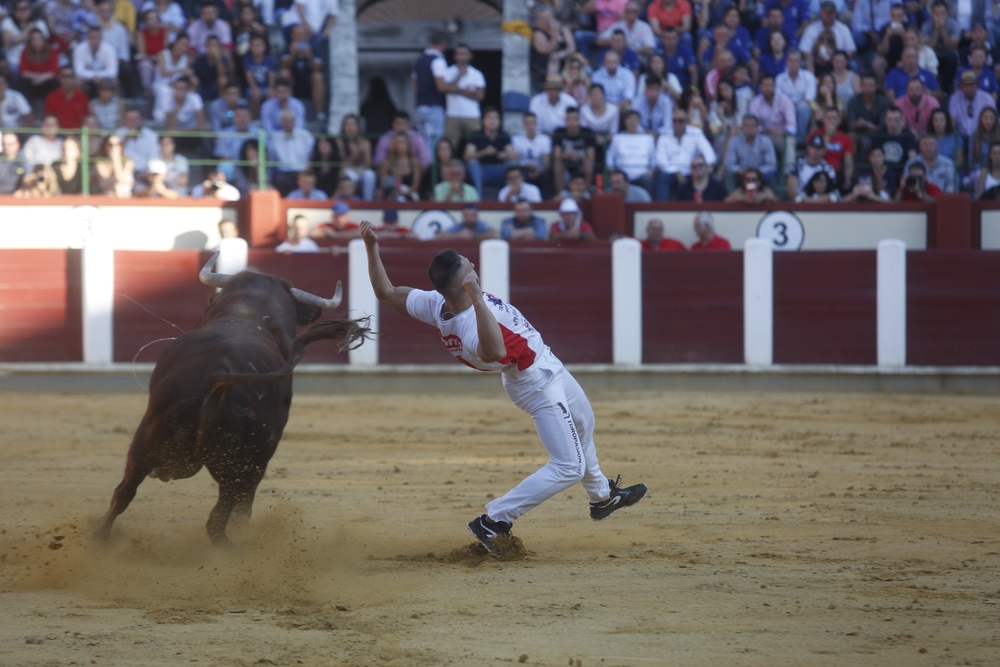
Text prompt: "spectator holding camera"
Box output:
[[896, 161, 940, 201], [192, 166, 241, 200], [903, 134, 956, 192]]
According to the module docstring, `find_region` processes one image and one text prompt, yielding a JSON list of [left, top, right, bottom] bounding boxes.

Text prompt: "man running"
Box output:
[[358, 221, 647, 553]]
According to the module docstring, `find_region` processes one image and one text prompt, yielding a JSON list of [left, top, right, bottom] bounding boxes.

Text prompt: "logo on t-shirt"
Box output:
[[442, 334, 463, 355], [484, 292, 504, 308]]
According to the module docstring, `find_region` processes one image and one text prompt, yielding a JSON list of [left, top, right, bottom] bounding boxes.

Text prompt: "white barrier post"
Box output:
[[348, 238, 379, 365], [479, 239, 510, 302], [612, 237, 642, 365], [877, 239, 907, 368], [744, 238, 773, 366], [82, 240, 114, 365], [217, 237, 248, 274]]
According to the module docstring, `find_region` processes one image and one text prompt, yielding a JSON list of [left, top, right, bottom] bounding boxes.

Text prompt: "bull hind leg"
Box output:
[[205, 465, 265, 546], [92, 457, 154, 541]]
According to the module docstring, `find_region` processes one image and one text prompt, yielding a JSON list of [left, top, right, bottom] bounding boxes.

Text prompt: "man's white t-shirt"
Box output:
[[511, 132, 552, 170], [405, 288, 561, 394], [275, 238, 320, 253], [445, 65, 486, 119], [0, 89, 32, 126], [281, 0, 338, 33], [160, 91, 205, 129], [497, 182, 543, 203]]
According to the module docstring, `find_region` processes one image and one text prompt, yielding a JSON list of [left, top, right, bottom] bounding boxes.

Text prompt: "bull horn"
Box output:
[[290, 281, 343, 310], [199, 251, 233, 288]]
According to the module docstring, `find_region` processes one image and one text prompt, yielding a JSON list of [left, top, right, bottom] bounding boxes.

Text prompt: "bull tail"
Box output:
[[207, 317, 373, 390]]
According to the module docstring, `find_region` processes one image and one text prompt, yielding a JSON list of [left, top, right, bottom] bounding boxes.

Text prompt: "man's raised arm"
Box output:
[[359, 221, 413, 317]]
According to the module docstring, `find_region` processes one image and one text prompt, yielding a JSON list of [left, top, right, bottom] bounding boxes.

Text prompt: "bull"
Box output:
[[93, 253, 369, 545]]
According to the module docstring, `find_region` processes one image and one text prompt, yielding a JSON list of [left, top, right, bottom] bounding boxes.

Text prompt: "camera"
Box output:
[[905, 175, 921, 190], [209, 179, 223, 192]]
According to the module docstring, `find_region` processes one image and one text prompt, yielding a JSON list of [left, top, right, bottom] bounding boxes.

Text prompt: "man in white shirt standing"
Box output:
[[775, 49, 816, 143], [605, 109, 656, 194], [412, 30, 450, 151], [654, 108, 717, 200], [596, 0, 656, 58], [73, 27, 119, 96], [511, 111, 552, 196], [528, 74, 577, 135], [443, 43, 486, 147]]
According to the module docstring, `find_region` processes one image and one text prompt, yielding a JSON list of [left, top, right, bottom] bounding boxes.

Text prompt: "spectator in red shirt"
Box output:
[[375, 208, 414, 239], [641, 218, 685, 251], [807, 106, 854, 184], [690, 211, 731, 250], [16, 29, 59, 103], [550, 197, 596, 241], [647, 0, 693, 39], [896, 162, 941, 201], [44, 67, 90, 129]]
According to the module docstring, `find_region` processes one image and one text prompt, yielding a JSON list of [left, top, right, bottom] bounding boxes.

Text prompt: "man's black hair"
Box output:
[[429, 249, 464, 293]]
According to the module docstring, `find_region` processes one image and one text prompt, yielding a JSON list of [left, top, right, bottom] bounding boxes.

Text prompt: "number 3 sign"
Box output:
[[756, 211, 805, 250]]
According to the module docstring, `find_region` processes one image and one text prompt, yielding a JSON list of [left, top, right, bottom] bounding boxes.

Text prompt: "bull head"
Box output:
[[199, 251, 343, 310]]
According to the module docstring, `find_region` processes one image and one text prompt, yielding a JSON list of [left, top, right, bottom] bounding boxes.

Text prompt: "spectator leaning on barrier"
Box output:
[[287, 169, 328, 200], [434, 159, 479, 202], [690, 211, 730, 251], [530, 74, 578, 135], [904, 134, 956, 192], [551, 107, 596, 194], [606, 110, 655, 193], [641, 218, 685, 251], [498, 166, 543, 203], [501, 200, 548, 240], [654, 108, 717, 200], [443, 43, 486, 147], [276, 215, 321, 254], [949, 69, 997, 138], [0, 73, 33, 128], [0, 133, 25, 195], [133, 158, 180, 199], [724, 166, 779, 203], [437, 202, 498, 240], [192, 165, 240, 200], [844, 144, 897, 202], [609, 167, 652, 201], [550, 197, 596, 242]]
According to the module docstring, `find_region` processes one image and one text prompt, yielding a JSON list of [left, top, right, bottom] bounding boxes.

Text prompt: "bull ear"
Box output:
[[294, 301, 322, 326]]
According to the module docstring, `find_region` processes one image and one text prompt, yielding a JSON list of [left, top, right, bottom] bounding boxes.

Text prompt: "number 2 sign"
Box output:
[[756, 211, 805, 250]]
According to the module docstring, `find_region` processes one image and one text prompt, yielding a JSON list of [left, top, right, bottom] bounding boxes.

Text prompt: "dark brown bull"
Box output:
[[94, 253, 369, 545]]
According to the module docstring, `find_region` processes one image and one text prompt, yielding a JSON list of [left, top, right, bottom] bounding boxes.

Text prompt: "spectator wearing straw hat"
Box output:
[[529, 74, 578, 135]]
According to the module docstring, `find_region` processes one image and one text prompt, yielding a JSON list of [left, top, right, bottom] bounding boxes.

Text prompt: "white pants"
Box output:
[[485, 365, 610, 524]]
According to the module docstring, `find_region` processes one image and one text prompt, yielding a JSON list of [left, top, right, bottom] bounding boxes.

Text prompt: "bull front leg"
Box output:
[[92, 456, 153, 541]]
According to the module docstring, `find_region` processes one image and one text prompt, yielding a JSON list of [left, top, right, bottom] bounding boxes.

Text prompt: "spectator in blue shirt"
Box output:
[[903, 0, 930, 30], [958, 45, 999, 102], [501, 200, 548, 240], [242, 34, 275, 118], [598, 30, 642, 74], [660, 28, 698, 90], [754, 6, 798, 58], [720, 6, 754, 61], [884, 46, 940, 104], [591, 50, 636, 106], [765, 0, 811, 41], [287, 169, 329, 200], [437, 203, 499, 239], [632, 73, 673, 132], [759, 29, 789, 77], [701, 24, 751, 71], [259, 77, 306, 132]]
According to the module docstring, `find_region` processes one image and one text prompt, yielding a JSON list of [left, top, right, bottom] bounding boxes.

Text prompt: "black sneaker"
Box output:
[[590, 475, 647, 521], [467, 514, 513, 553]]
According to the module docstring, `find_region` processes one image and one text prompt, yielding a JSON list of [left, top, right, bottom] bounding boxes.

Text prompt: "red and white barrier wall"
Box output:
[[2, 239, 999, 367]]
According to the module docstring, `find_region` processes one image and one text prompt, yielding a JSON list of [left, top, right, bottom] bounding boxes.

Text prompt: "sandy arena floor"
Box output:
[[0, 388, 998, 667]]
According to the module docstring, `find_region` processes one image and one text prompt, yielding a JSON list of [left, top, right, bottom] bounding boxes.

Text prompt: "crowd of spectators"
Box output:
[[4, 0, 1000, 205]]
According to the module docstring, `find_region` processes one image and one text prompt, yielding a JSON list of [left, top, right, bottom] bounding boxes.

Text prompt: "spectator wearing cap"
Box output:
[[529, 75, 578, 135], [501, 200, 548, 240], [641, 218, 685, 251], [949, 69, 997, 137], [597, 1, 656, 56], [44, 67, 90, 129], [884, 46, 940, 104], [375, 209, 414, 238], [259, 78, 306, 133], [903, 134, 956, 192], [511, 112, 552, 196], [269, 109, 315, 195], [464, 106, 516, 197], [276, 215, 321, 254], [134, 158, 181, 199], [799, 0, 857, 70], [498, 166, 543, 203], [896, 77, 940, 132], [653, 107, 717, 200], [374, 110, 432, 168], [674, 154, 728, 201], [287, 169, 328, 200], [724, 115, 778, 189], [434, 159, 479, 202], [413, 30, 449, 151], [316, 201, 361, 239], [775, 49, 816, 143], [437, 203, 499, 240], [550, 197, 596, 242], [606, 110, 656, 193], [442, 43, 486, 146], [787, 133, 839, 199], [631, 73, 673, 133], [609, 168, 652, 201], [807, 107, 854, 182], [591, 50, 636, 108], [690, 211, 731, 250]]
